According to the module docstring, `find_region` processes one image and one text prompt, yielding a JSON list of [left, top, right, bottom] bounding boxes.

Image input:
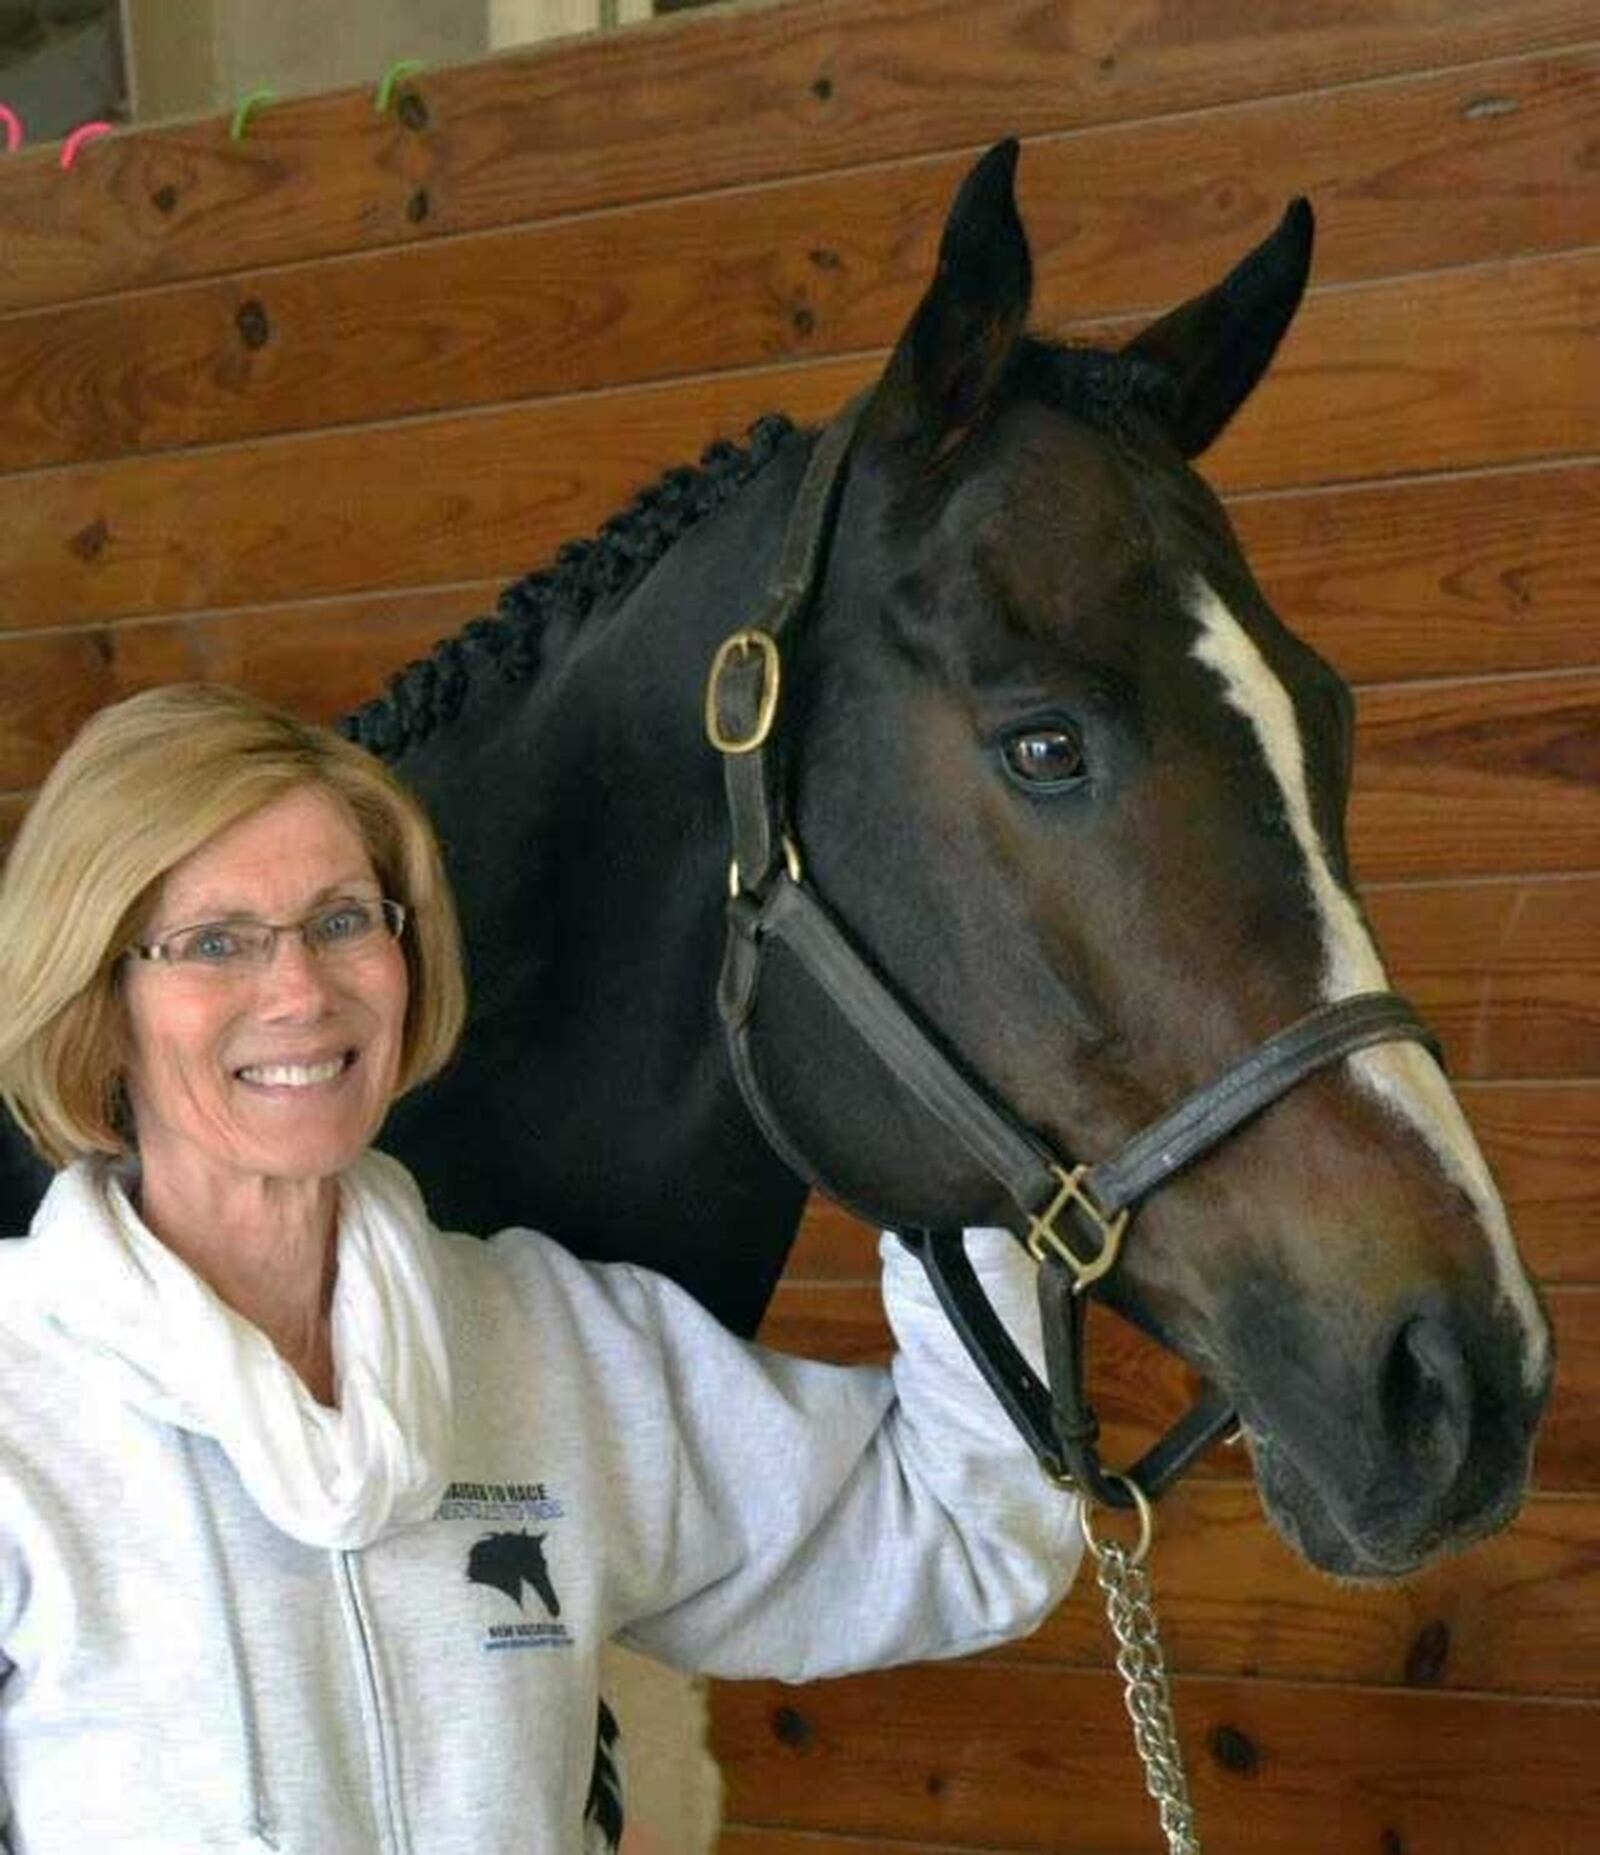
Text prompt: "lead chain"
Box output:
[[1092, 1536, 1202, 1855]]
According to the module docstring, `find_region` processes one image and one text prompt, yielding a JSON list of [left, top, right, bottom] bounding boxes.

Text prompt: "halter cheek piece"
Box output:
[[706, 399, 1440, 1511]]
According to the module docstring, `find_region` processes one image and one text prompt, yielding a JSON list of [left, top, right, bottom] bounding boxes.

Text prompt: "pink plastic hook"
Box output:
[[0, 105, 22, 153], [60, 121, 113, 170]]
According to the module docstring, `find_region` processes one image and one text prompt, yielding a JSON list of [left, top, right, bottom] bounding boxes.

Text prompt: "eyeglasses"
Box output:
[[130, 897, 407, 973]]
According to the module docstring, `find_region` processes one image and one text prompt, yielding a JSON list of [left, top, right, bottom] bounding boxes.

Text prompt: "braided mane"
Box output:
[[341, 413, 796, 760]]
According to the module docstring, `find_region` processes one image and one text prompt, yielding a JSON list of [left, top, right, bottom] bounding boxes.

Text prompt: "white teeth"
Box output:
[[237, 1057, 347, 1088]]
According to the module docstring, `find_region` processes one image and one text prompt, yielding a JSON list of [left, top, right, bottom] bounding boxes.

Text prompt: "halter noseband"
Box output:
[[706, 400, 1439, 1510]]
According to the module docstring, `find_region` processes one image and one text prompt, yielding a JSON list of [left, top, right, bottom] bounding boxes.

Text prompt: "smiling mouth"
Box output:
[[235, 1053, 355, 1088]]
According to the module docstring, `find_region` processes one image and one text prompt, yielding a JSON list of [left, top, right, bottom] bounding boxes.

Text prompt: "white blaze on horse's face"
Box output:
[[1185, 576, 1550, 1393]]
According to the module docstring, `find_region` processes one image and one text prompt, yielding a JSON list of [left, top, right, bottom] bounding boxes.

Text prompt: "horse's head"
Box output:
[[749, 143, 1552, 1578]]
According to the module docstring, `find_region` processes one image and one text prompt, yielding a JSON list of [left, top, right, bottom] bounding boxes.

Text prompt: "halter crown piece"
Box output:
[[705, 398, 1440, 1511]]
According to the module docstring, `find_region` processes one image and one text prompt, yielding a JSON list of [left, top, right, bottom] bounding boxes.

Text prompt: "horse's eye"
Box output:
[[1002, 725, 1087, 789]]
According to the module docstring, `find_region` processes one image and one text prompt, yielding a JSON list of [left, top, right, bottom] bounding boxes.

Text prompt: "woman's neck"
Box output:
[[133, 1159, 342, 1406]]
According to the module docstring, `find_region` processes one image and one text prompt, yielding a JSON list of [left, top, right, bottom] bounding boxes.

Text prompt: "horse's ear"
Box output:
[[1120, 198, 1315, 458], [862, 139, 1033, 459]]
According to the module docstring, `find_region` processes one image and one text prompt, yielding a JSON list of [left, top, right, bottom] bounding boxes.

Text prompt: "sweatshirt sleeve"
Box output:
[[612, 1227, 1082, 1680]]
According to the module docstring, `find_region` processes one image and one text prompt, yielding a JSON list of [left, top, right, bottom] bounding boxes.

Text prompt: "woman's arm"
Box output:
[[610, 1227, 1081, 1680]]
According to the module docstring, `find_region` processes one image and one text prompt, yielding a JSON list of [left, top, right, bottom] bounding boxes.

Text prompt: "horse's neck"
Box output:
[[384, 442, 815, 1333]]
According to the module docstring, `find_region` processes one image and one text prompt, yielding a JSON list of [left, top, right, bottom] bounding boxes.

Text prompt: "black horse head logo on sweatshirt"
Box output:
[[465, 1529, 561, 1617]]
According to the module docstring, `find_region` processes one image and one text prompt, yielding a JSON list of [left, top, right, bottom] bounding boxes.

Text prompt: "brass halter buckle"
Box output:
[[1026, 1162, 1129, 1292], [705, 628, 782, 754]]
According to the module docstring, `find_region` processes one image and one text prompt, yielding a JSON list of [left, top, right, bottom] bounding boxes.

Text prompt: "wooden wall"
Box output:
[[0, 2, 1594, 1849]]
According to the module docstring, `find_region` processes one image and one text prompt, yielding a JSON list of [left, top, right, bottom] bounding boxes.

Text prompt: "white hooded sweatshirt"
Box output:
[[0, 1150, 1079, 1854]]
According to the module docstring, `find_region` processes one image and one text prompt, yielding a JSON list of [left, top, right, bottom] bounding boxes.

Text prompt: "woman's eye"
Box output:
[[308, 903, 374, 948], [1002, 725, 1087, 788], [185, 926, 243, 964]]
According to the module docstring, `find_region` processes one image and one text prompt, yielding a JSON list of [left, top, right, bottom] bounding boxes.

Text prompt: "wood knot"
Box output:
[[69, 517, 110, 563], [790, 305, 815, 337], [810, 74, 833, 102], [770, 1705, 812, 1749], [1207, 1723, 1260, 1776], [235, 298, 271, 351], [151, 184, 179, 215], [407, 187, 431, 225], [1404, 1619, 1451, 1686], [397, 90, 429, 132]]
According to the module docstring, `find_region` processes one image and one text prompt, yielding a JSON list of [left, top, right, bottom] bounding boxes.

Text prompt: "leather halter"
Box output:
[[706, 400, 1439, 1510]]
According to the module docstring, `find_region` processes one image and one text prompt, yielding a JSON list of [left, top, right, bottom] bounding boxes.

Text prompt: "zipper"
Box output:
[[336, 1551, 411, 1855]]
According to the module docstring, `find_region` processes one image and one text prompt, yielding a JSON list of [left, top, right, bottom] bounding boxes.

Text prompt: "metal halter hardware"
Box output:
[[706, 398, 1442, 1511], [1027, 1162, 1129, 1288]]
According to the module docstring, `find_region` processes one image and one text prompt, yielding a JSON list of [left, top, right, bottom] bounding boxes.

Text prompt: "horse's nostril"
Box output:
[[1380, 1315, 1473, 1488]]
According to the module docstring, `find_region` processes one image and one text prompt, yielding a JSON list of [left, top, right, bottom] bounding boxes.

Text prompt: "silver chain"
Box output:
[[1090, 1528, 1202, 1855]]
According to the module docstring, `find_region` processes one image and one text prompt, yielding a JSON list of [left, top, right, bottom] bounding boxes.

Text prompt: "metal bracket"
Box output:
[[1026, 1162, 1129, 1291], [705, 628, 782, 754]]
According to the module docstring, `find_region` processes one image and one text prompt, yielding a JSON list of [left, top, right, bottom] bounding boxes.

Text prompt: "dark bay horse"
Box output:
[[0, 144, 1550, 1582]]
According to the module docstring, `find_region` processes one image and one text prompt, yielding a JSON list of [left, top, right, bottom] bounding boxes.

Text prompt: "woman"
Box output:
[[0, 684, 1078, 1854]]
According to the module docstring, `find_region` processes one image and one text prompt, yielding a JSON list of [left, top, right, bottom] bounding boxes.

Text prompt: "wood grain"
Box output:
[[791, 1082, 1600, 1288], [2, 250, 1596, 636], [2, 458, 1591, 726], [757, 1284, 1598, 1495], [1369, 876, 1600, 1080], [0, 1, 1593, 316], [1348, 670, 1600, 881], [1204, 246, 1600, 492], [1233, 460, 1600, 686], [998, 1484, 1600, 1700], [709, 1661, 1600, 1852], [0, 585, 492, 788], [2, 47, 1598, 471]]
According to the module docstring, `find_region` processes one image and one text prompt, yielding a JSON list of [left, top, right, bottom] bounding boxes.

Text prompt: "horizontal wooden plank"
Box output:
[[1369, 875, 1600, 1079], [4, 450, 1594, 797], [757, 1284, 1598, 1495], [792, 1083, 1600, 1286], [0, 362, 858, 635], [1234, 460, 1600, 686], [0, 1, 1592, 315], [1348, 670, 1600, 882], [995, 1485, 1600, 1699], [710, 1662, 1600, 1852], [5, 46, 1599, 470], [2, 254, 1595, 635], [0, 585, 491, 789], [1206, 245, 1600, 493], [1454, 1083, 1600, 1283], [8, 626, 1593, 883]]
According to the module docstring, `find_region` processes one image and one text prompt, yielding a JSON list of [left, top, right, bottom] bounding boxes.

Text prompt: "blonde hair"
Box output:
[[0, 685, 466, 1167]]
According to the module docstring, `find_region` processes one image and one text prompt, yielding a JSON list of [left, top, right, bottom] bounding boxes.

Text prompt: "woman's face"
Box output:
[[120, 785, 409, 1198]]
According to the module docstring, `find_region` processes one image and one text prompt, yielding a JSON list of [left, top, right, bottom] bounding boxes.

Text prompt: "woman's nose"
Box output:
[[254, 933, 337, 1012]]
